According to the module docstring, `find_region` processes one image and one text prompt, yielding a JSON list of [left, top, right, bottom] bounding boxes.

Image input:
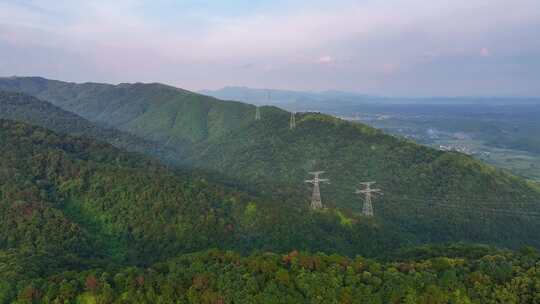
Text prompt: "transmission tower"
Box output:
[[290, 112, 296, 129], [255, 106, 261, 120], [305, 171, 330, 210], [355, 182, 382, 217]]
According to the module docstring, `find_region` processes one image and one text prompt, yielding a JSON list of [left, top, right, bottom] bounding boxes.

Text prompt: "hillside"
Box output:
[[1, 88, 540, 303], [0, 119, 403, 264], [0, 77, 256, 147], [0, 122, 538, 302], [189, 110, 540, 247], [2, 77, 540, 250], [0, 90, 182, 163]]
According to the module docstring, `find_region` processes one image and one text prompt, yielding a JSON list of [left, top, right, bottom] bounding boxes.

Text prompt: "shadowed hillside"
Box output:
[[0, 90, 183, 163]]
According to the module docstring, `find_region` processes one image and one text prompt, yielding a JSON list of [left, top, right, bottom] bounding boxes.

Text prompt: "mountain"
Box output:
[[1, 122, 539, 303], [2, 77, 540, 251], [188, 110, 540, 247], [0, 77, 256, 147], [0, 119, 402, 263], [2, 80, 540, 302], [0, 90, 183, 163]]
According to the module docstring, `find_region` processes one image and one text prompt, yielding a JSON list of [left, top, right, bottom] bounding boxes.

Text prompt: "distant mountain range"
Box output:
[[200, 86, 378, 105], [200, 86, 540, 111]]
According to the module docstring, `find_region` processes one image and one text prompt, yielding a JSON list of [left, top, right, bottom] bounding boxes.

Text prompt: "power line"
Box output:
[[382, 194, 540, 206], [375, 199, 540, 218], [429, 202, 540, 217], [377, 196, 540, 212]]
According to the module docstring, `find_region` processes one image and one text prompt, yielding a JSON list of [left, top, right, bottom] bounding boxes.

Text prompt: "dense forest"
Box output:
[[1, 78, 540, 250], [3, 245, 540, 303], [2, 77, 540, 302], [187, 109, 540, 249], [0, 77, 255, 146], [0, 119, 404, 262], [0, 91, 182, 163], [1, 120, 540, 302]]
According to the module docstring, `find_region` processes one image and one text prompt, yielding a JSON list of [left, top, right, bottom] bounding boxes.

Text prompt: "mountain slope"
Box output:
[[0, 77, 256, 147], [0, 90, 183, 164], [1, 122, 540, 303], [0, 119, 402, 267], [189, 110, 540, 247], [2, 77, 540, 250]]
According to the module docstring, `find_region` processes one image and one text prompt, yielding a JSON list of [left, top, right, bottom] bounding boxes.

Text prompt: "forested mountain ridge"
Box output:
[[1, 82, 540, 302], [0, 90, 183, 163], [0, 119, 403, 264], [189, 109, 540, 247], [1, 122, 539, 302], [0, 77, 256, 146], [2, 77, 540, 251]]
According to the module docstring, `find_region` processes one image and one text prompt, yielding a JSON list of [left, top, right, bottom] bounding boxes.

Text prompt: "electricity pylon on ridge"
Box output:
[[355, 182, 382, 217], [255, 106, 261, 120], [290, 112, 296, 129], [305, 171, 329, 210], [267, 90, 271, 103]]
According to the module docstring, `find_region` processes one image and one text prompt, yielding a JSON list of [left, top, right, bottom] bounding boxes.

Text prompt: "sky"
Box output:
[[0, 0, 539, 96]]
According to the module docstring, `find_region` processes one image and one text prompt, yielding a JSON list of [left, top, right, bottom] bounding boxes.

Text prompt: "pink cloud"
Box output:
[[480, 47, 491, 57], [382, 63, 398, 75], [316, 55, 336, 64]]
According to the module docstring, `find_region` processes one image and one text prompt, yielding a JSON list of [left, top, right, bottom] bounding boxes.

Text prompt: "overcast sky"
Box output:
[[1, 0, 539, 96]]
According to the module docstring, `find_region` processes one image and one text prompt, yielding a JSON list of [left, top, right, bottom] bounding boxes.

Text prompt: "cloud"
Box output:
[[316, 56, 336, 65], [237, 63, 256, 69], [480, 48, 491, 57], [382, 63, 398, 75]]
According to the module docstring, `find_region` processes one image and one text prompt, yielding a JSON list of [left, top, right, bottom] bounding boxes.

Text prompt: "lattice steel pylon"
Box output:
[[255, 106, 261, 120], [305, 171, 330, 209], [290, 112, 296, 129], [355, 182, 382, 216]]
